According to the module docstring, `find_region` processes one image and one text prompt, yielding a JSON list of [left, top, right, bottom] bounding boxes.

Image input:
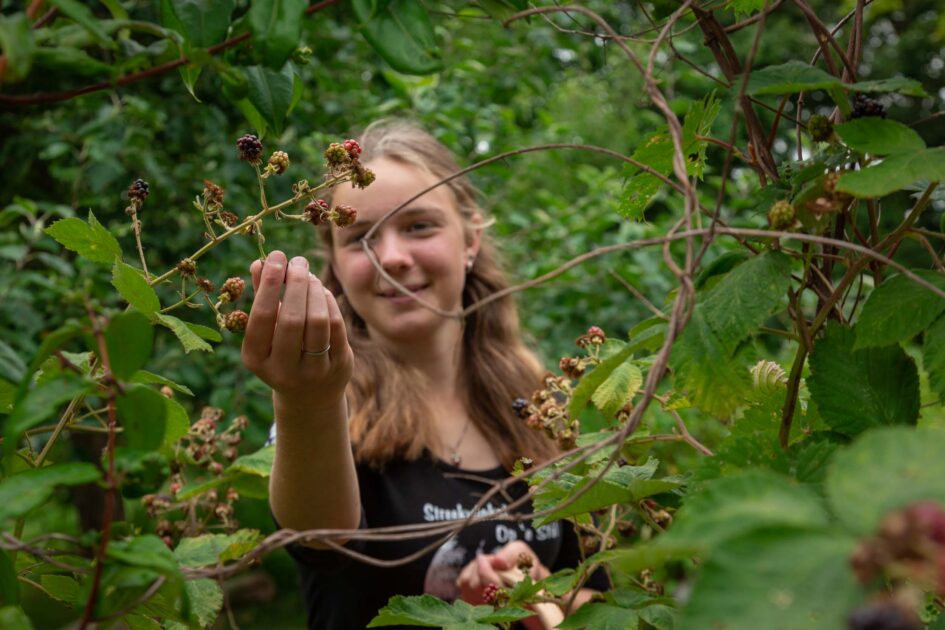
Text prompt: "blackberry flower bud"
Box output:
[[325, 143, 350, 168], [237, 134, 263, 162], [177, 258, 197, 277], [224, 310, 249, 333]]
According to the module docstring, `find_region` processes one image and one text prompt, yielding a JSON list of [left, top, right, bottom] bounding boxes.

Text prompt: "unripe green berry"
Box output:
[[807, 115, 834, 142], [767, 200, 795, 230], [224, 310, 249, 333]]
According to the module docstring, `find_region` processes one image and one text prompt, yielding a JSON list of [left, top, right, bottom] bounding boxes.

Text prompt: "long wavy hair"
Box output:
[[317, 119, 558, 471]]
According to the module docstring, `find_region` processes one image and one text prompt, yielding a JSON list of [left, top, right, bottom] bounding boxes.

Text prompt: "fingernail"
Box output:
[[267, 251, 285, 266], [291, 256, 308, 268]]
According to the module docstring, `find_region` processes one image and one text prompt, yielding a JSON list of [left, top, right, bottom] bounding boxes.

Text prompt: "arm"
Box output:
[[242, 250, 360, 548]]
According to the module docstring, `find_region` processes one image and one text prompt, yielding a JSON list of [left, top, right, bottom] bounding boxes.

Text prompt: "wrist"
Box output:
[[273, 391, 347, 423]]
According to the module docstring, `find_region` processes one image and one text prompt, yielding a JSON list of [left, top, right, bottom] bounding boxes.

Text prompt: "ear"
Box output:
[[465, 211, 483, 261]]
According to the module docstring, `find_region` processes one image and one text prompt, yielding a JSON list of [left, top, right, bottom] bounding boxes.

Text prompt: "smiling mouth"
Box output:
[[377, 284, 429, 298]]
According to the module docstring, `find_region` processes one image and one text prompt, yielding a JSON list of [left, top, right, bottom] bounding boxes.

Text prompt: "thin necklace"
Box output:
[[449, 419, 471, 466]]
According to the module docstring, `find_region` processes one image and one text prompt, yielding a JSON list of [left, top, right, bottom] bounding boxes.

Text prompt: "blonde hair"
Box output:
[[318, 119, 558, 470]]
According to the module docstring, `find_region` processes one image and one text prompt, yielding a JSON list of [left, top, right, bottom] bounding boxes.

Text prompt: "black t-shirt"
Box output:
[[282, 455, 608, 629]]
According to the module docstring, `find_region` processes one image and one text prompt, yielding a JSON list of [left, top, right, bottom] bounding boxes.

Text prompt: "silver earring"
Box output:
[[465, 257, 475, 272]]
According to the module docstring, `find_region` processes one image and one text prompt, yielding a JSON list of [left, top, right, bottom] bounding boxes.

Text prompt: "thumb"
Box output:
[[489, 554, 512, 571]]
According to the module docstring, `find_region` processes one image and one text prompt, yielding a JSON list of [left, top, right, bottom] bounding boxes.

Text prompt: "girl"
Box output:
[[241, 120, 606, 629]]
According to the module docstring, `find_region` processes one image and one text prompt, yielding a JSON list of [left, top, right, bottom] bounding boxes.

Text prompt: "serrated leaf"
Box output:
[[680, 528, 861, 630], [849, 76, 927, 97], [108, 535, 180, 576], [183, 579, 223, 629], [661, 472, 830, 552], [620, 94, 720, 219], [597, 542, 700, 575], [247, 0, 306, 69], [243, 64, 295, 136], [173, 530, 262, 567], [185, 322, 222, 342], [112, 260, 161, 318], [228, 446, 273, 477], [44, 212, 122, 264], [162, 396, 191, 451], [25, 321, 83, 376], [671, 252, 791, 417], [0, 463, 101, 522], [826, 426, 945, 535], [165, 0, 233, 48], [352, 0, 442, 75], [116, 385, 168, 451], [558, 602, 639, 629], [104, 311, 154, 380], [809, 323, 919, 437], [0, 340, 25, 384], [368, 595, 532, 628], [569, 332, 663, 418], [4, 376, 90, 458], [747, 60, 839, 95], [834, 118, 925, 155], [591, 360, 642, 419], [854, 270, 945, 348], [837, 148, 945, 198], [924, 315, 945, 403], [156, 314, 212, 353], [728, 0, 765, 19]]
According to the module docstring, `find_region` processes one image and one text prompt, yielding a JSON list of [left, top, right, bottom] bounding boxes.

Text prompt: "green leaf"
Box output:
[[32, 47, 112, 76], [39, 574, 79, 606], [0, 340, 26, 384], [826, 425, 945, 536], [0, 15, 36, 84], [0, 463, 101, 522], [184, 322, 222, 342], [112, 261, 161, 317], [558, 602, 638, 629], [243, 64, 295, 136], [173, 530, 262, 567], [165, 0, 233, 48], [178, 64, 203, 101], [116, 385, 168, 451], [368, 595, 532, 628], [924, 315, 945, 403], [0, 550, 17, 605], [837, 148, 945, 198], [834, 118, 925, 155], [569, 346, 633, 419], [247, 0, 306, 69], [155, 314, 212, 353], [104, 311, 154, 380], [228, 445, 273, 477], [46, 0, 115, 47], [182, 579, 223, 629], [747, 60, 839, 95], [25, 321, 83, 377], [680, 528, 861, 630], [591, 360, 642, 419], [728, 0, 766, 19], [671, 252, 791, 417], [848, 76, 928, 97], [162, 396, 191, 451], [108, 535, 180, 576], [620, 95, 720, 219], [660, 472, 830, 552], [808, 323, 919, 437], [131, 371, 193, 397], [352, 0, 442, 75], [4, 376, 90, 458], [44, 212, 122, 265], [854, 270, 945, 348], [598, 542, 700, 576], [0, 606, 33, 630]]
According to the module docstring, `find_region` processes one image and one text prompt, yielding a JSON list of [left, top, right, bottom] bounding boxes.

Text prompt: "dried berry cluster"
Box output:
[[304, 199, 358, 228], [324, 138, 376, 189], [514, 326, 609, 450], [141, 407, 250, 546], [846, 501, 945, 629]]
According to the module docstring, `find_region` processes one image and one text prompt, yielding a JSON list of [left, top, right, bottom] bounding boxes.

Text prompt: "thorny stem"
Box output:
[[128, 205, 150, 280]]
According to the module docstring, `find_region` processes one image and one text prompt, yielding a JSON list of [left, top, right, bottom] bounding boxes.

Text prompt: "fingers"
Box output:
[[302, 273, 330, 356], [271, 256, 314, 360], [250, 258, 263, 294], [477, 553, 504, 587], [324, 287, 348, 362], [243, 251, 287, 366]]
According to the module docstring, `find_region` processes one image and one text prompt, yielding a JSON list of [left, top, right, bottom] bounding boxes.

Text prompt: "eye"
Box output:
[[407, 221, 435, 233]]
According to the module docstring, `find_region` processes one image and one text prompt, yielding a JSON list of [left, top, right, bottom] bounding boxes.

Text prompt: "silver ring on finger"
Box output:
[[302, 344, 331, 357]]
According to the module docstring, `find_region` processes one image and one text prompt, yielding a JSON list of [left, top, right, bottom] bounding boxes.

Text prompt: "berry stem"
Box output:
[[128, 205, 150, 280], [160, 288, 203, 314]]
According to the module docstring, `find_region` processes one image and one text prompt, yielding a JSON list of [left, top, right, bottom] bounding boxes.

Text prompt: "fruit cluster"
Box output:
[[515, 326, 609, 450], [141, 407, 249, 545], [851, 93, 886, 119], [304, 199, 358, 228]]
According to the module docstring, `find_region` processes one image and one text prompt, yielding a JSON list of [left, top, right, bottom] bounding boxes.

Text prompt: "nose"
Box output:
[[374, 230, 412, 273]]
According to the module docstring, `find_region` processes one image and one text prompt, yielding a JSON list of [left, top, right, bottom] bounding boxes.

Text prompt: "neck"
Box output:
[[369, 318, 467, 401]]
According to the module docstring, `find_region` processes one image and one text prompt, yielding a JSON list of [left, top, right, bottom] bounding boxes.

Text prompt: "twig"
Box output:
[[607, 270, 667, 320]]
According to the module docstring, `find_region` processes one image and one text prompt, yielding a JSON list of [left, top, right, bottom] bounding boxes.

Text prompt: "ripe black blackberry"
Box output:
[[128, 179, 150, 203], [847, 602, 921, 630], [852, 94, 886, 119], [237, 134, 263, 162]]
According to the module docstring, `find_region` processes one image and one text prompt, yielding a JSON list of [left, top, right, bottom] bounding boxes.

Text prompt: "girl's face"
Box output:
[[329, 157, 480, 345]]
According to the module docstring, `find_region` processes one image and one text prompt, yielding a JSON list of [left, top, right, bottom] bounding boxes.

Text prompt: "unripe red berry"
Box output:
[[559, 356, 585, 379], [483, 583, 500, 606], [767, 200, 796, 230], [237, 134, 263, 162], [225, 310, 249, 333], [305, 199, 330, 226], [343, 139, 362, 159], [177, 258, 197, 277], [209, 462, 224, 475], [220, 277, 245, 303], [587, 326, 606, 344], [197, 277, 214, 293]]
